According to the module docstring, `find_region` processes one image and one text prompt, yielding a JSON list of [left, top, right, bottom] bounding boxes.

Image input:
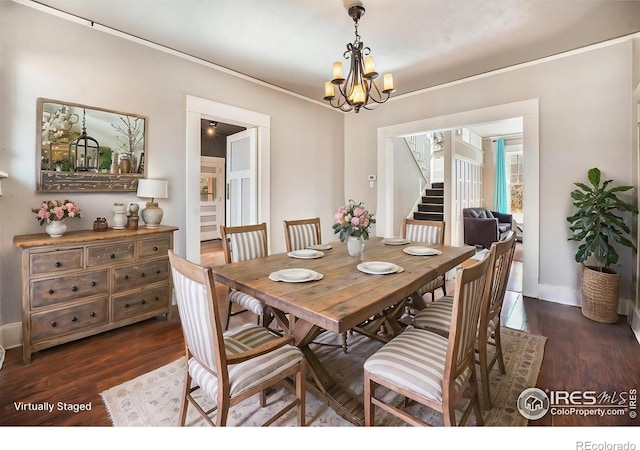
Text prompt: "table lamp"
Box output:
[[136, 179, 168, 228]]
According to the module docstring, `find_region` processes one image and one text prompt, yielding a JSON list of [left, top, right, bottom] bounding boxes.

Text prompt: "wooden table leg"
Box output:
[[352, 298, 407, 343], [282, 315, 365, 426]]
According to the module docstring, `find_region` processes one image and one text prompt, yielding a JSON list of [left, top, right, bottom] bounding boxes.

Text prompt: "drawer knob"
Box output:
[[48, 289, 54, 295], [90, 312, 96, 317], [124, 275, 129, 280], [71, 285, 78, 292], [71, 316, 77, 322], [155, 296, 160, 301], [110, 253, 116, 259], [124, 303, 130, 308], [156, 270, 161, 274], [51, 321, 57, 327], [91, 281, 96, 287], [141, 299, 146, 305], [140, 272, 145, 278], [153, 246, 158, 251], [55, 261, 61, 267]]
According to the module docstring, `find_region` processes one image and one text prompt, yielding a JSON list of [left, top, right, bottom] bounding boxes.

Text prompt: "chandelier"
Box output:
[[323, 2, 395, 113]]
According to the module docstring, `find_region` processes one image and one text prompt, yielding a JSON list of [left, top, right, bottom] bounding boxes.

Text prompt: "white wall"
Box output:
[[0, 2, 345, 328], [346, 40, 637, 305], [392, 137, 423, 236]]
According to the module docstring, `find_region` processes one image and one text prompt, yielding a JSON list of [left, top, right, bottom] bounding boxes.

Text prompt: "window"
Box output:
[[507, 152, 523, 217]]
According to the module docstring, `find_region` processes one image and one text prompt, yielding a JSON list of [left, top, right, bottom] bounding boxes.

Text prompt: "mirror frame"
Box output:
[[36, 98, 148, 192]]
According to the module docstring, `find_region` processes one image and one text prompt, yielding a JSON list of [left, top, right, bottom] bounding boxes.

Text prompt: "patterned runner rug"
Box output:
[[101, 327, 546, 426]]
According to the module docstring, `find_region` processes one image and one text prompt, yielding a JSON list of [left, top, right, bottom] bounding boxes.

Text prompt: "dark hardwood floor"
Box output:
[[1, 240, 638, 428]]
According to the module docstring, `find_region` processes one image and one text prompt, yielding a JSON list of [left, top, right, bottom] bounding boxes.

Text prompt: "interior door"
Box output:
[[226, 128, 257, 226], [200, 156, 225, 241]]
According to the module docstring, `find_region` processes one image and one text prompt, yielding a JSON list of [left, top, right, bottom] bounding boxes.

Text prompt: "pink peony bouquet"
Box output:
[[333, 199, 376, 241], [32, 200, 81, 225]]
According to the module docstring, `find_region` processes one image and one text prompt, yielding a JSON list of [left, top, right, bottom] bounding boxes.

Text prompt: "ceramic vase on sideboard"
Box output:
[[45, 219, 67, 237]]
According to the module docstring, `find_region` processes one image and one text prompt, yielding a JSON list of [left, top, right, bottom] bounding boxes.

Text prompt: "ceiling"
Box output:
[[28, 0, 640, 136]]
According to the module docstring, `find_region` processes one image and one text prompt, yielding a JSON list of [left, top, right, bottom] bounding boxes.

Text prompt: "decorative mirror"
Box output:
[[37, 98, 147, 192]]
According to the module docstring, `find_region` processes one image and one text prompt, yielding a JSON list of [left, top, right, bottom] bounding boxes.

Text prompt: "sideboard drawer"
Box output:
[[112, 259, 169, 293], [30, 249, 83, 276], [31, 270, 109, 309], [31, 298, 108, 342], [112, 284, 170, 322], [138, 235, 171, 259], [87, 242, 134, 267]]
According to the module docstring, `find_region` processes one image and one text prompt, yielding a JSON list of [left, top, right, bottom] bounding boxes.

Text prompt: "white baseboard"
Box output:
[[537, 283, 581, 307], [537, 283, 634, 317], [0, 322, 22, 349]]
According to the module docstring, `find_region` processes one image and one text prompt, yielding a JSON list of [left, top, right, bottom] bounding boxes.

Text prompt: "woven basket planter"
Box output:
[[580, 264, 620, 323]]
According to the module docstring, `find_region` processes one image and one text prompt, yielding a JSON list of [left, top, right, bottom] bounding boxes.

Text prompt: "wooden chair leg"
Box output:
[[341, 332, 348, 353], [364, 371, 375, 426], [216, 396, 229, 426], [494, 326, 506, 374], [225, 300, 233, 330], [297, 360, 306, 426], [260, 390, 267, 407], [179, 372, 191, 426], [478, 339, 492, 410], [443, 400, 456, 426], [470, 369, 484, 426]]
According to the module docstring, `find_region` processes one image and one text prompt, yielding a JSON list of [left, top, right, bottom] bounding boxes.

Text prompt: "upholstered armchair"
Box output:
[[463, 207, 512, 249]]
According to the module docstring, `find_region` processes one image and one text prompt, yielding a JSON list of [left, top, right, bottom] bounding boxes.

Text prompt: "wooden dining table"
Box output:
[[210, 236, 475, 426]]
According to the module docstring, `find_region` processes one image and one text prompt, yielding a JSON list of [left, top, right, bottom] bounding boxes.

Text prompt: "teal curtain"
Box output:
[[493, 138, 508, 213]]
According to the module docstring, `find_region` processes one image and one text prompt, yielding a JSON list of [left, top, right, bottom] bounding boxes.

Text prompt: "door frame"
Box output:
[[200, 155, 225, 241], [186, 95, 271, 264], [376, 99, 540, 298]]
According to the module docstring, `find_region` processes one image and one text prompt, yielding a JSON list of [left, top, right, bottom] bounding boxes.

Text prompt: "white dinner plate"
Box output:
[[403, 246, 442, 256], [287, 249, 324, 259], [269, 268, 322, 283], [307, 244, 332, 251], [357, 261, 401, 275], [382, 237, 411, 246]]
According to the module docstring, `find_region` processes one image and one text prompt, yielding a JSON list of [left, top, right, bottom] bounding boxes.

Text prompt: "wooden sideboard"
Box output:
[[14, 225, 178, 364]]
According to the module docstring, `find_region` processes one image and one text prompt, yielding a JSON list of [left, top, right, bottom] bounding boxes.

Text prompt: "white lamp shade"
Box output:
[[136, 179, 168, 200]]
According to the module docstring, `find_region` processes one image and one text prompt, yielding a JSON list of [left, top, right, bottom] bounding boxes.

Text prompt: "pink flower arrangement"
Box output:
[[32, 200, 82, 225], [333, 199, 376, 241]]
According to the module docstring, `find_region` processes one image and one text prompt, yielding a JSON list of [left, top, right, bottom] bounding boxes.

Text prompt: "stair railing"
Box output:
[[403, 136, 431, 218]]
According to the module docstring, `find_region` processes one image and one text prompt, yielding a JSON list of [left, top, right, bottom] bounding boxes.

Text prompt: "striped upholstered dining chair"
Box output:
[[402, 219, 447, 307], [411, 231, 517, 409], [220, 223, 272, 330], [168, 250, 306, 426], [284, 217, 322, 252], [363, 253, 491, 426], [283, 217, 353, 352]]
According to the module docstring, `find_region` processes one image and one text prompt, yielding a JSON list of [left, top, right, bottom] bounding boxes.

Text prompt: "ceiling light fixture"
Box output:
[[323, 2, 395, 113], [207, 121, 217, 136]]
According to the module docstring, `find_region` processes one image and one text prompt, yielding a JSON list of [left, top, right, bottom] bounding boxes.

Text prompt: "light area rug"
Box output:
[[101, 327, 546, 427]]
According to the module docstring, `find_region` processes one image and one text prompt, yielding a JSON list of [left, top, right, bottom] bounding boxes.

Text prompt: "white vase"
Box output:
[[45, 219, 67, 237], [347, 235, 365, 257], [112, 203, 128, 229]]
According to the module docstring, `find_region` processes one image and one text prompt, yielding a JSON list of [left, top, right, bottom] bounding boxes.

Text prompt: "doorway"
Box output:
[[186, 95, 271, 264], [376, 99, 540, 298]]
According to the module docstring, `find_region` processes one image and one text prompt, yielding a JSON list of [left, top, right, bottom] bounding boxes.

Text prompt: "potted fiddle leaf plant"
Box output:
[[567, 167, 638, 323]]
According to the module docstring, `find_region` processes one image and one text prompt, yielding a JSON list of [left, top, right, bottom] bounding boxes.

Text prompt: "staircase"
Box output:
[[413, 182, 444, 221]]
